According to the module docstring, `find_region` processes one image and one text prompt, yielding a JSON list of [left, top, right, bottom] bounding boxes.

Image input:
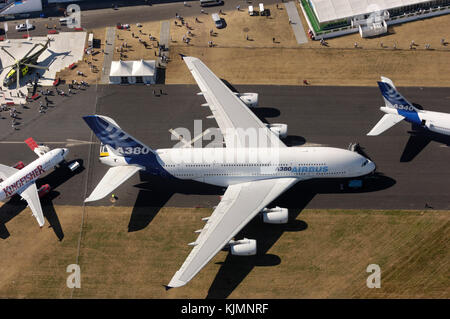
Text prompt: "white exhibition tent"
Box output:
[[310, 0, 432, 23], [109, 59, 156, 84]]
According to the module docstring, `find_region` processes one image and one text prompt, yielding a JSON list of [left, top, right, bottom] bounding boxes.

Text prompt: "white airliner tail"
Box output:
[[367, 113, 405, 136], [85, 166, 141, 202], [83, 115, 161, 202], [367, 77, 418, 136]]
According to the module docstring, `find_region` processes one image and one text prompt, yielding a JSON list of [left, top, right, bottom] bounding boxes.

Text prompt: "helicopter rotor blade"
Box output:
[[1, 46, 16, 61], [23, 63, 48, 70], [16, 65, 20, 89], [22, 43, 41, 61], [0, 63, 17, 71]]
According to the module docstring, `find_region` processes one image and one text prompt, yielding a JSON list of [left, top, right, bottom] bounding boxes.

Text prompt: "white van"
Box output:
[[248, 5, 255, 16], [211, 13, 224, 28], [259, 3, 264, 12], [59, 17, 75, 25], [88, 33, 94, 49]]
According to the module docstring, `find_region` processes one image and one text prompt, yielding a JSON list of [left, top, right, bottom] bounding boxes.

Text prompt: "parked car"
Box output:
[[16, 23, 34, 31], [116, 23, 130, 30]]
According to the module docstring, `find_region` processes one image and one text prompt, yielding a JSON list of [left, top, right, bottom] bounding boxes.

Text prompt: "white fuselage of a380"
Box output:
[[101, 146, 375, 187]]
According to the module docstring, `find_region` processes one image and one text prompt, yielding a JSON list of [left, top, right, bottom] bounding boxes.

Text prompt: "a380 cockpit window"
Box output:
[[362, 159, 369, 167]]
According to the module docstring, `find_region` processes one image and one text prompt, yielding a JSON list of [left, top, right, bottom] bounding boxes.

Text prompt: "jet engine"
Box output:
[[229, 238, 257, 256], [237, 93, 258, 107], [262, 206, 289, 224], [38, 184, 51, 198], [267, 123, 288, 138]]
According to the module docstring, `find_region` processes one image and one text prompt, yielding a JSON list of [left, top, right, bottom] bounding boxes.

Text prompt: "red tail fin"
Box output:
[[25, 137, 39, 151]]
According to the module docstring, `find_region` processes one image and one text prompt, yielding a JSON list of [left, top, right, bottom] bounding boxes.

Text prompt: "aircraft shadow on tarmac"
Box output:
[[400, 124, 450, 162], [128, 168, 395, 297], [128, 171, 225, 232], [0, 159, 84, 241]]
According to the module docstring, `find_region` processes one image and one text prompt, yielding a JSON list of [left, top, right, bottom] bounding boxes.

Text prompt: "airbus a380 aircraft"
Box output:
[[83, 56, 375, 289], [368, 77, 450, 136], [0, 138, 69, 227]]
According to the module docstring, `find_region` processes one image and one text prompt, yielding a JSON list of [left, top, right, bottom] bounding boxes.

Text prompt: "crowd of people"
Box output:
[[0, 77, 90, 130]]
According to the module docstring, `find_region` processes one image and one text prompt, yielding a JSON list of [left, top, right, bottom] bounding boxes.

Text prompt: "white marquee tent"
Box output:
[[309, 0, 434, 23], [109, 60, 156, 84]]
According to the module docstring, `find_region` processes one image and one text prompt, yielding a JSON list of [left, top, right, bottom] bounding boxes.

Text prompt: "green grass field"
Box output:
[[0, 206, 448, 298]]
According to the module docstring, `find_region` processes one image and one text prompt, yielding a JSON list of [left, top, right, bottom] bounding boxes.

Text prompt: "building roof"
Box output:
[[309, 0, 432, 23], [132, 59, 156, 76], [110, 60, 155, 77], [110, 60, 134, 77]]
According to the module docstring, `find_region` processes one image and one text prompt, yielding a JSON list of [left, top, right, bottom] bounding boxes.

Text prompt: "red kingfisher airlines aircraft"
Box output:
[[0, 137, 69, 227]]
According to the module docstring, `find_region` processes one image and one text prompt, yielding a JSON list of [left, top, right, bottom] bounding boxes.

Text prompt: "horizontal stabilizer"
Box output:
[[0, 163, 18, 180], [367, 113, 405, 136], [85, 166, 141, 202], [19, 183, 45, 227]]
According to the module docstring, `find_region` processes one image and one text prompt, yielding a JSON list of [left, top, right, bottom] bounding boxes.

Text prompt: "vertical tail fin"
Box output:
[[83, 115, 154, 157], [83, 115, 166, 202], [367, 77, 414, 136], [377, 77, 418, 113], [25, 137, 50, 157], [25, 137, 38, 151]]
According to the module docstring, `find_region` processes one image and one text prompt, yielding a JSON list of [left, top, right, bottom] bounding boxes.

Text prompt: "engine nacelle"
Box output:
[[38, 184, 51, 198], [238, 93, 258, 107], [267, 123, 288, 138], [13, 161, 25, 170], [262, 206, 289, 224], [229, 238, 257, 256]]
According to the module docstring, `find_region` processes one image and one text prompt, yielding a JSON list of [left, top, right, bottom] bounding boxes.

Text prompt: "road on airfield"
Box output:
[[3, 0, 278, 38]]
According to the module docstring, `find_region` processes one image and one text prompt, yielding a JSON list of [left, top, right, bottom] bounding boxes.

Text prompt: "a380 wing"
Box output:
[[183, 56, 286, 148], [167, 177, 299, 288]]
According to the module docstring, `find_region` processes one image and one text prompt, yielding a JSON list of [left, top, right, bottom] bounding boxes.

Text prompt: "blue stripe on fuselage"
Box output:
[[397, 109, 421, 125], [124, 154, 170, 176]]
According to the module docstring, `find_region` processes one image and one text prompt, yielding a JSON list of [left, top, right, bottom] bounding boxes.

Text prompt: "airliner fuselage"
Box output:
[[101, 146, 376, 187]]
